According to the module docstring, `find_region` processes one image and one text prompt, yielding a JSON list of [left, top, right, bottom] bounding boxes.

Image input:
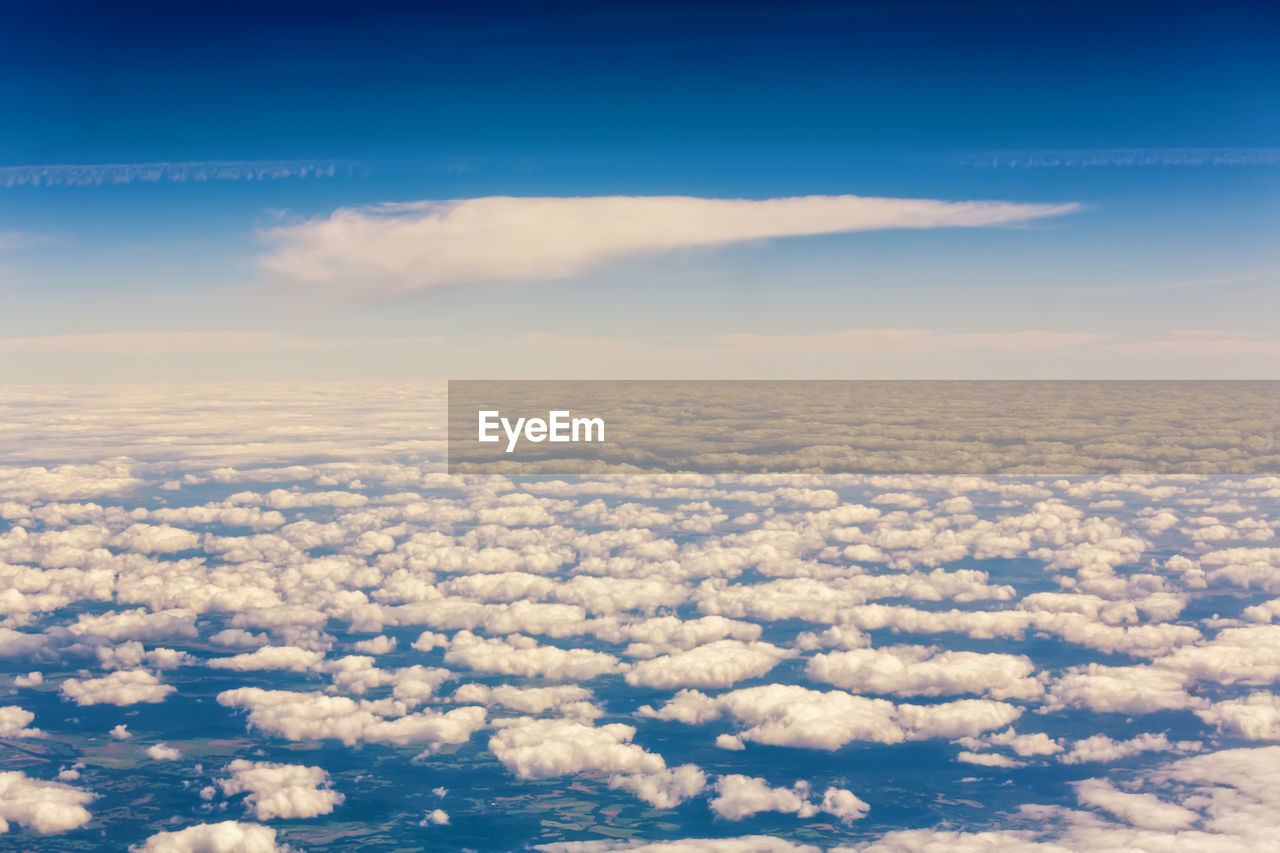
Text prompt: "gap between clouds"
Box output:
[[257, 194, 1080, 295]]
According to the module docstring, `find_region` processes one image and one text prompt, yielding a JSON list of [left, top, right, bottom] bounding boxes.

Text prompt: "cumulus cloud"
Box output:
[[489, 718, 665, 781], [1044, 664, 1199, 714], [709, 776, 868, 823], [259, 194, 1078, 295], [641, 685, 1020, 751], [1073, 778, 1198, 831], [610, 765, 708, 809], [146, 743, 182, 761], [0, 771, 95, 834], [206, 645, 325, 673], [625, 640, 792, 689], [129, 820, 282, 852], [444, 631, 625, 680], [1196, 692, 1280, 740], [0, 707, 41, 739], [60, 670, 176, 706], [218, 760, 344, 820], [806, 646, 1042, 700], [956, 751, 1024, 768], [217, 687, 486, 747]]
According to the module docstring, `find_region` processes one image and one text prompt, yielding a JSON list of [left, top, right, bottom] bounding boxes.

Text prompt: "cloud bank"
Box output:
[[258, 194, 1079, 295]]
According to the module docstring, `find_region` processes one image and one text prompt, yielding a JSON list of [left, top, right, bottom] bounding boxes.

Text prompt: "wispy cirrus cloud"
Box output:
[[0, 159, 358, 188], [258, 194, 1080, 295], [958, 147, 1280, 168]]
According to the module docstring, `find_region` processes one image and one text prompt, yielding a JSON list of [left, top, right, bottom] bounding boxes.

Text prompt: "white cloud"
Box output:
[[217, 687, 486, 747], [1073, 778, 1198, 831], [610, 765, 708, 809], [451, 683, 599, 718], [710, 776, 821, 821], [806, 646, 1042, 700], [259, 194, 1079, 295], [353, 635, 396, 655], [60, 670, 176, 706], [146, 743, 182, 761], [0, 707, 41, 739], [129, 820, 282, 852], [218, 760, 344, 820], [207, 646, 325, 673], [421, 808, 450, 826], [489, 718, 665, 781], [1044, 664, 1199, 714], [1196, 693, 1280, 740], [641, 685, 1020, 751], [956, 751, 1024, 768], [0, 771, 94, 834], [709, 776, 867, 823], [444, 631, 625, 680], [1060, 732, 1199, 765], [625, 640, 792, 689]]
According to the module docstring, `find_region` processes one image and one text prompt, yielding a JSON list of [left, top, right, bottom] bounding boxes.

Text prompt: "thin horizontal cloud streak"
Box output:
[[0, 160, 356, 188], [959, 147, 1280, 168], [0, 331, 351, 355], [258, 194, 1080, 295]]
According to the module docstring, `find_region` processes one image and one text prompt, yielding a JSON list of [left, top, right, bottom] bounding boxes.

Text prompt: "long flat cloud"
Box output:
[[258, 194, 1079, 294]]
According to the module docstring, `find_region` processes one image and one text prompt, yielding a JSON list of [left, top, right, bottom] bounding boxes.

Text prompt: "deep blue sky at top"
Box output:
[[5, 0, 1276, 175]]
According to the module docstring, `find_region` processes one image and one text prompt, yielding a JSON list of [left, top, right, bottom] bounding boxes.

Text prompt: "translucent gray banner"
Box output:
[[447, 380, 1280, 474]]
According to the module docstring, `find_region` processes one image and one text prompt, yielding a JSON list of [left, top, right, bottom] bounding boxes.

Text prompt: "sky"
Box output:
[[1, 0, 1279, 381]]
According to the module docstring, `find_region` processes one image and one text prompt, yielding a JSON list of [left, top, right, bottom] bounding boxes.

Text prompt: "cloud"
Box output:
[[1073, 778, 1198, 831], [641, 685, 1021, 751], [0, 771, 95, 835], [489, 718, 666, 781], [0, 160, 352, 188], [1196, 693, 1280, 740], [217, 687, 486, 747], [129, 821, 282, 852], [206, 645, 325, 673], [60, 670, 176, 706], [1060, 733, 1199, 765], [610, 765, 708, 809], [1044, 664, 1200, 714], [708, 776, 869, 823], [624, 640, 793, 689], [806, 646, 1042, 700], [145, 743, 182, 761], [956, 751, 1024, 768], [217, 760, 344, 820], [443, 631, 626, 681], [421, 808, 450, 826], [0, 707, 41, 739], [258, 194, 1079, 295]]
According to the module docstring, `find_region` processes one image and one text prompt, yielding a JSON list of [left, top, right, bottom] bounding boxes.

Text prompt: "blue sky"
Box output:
[[1, 0, 1278, 380]]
